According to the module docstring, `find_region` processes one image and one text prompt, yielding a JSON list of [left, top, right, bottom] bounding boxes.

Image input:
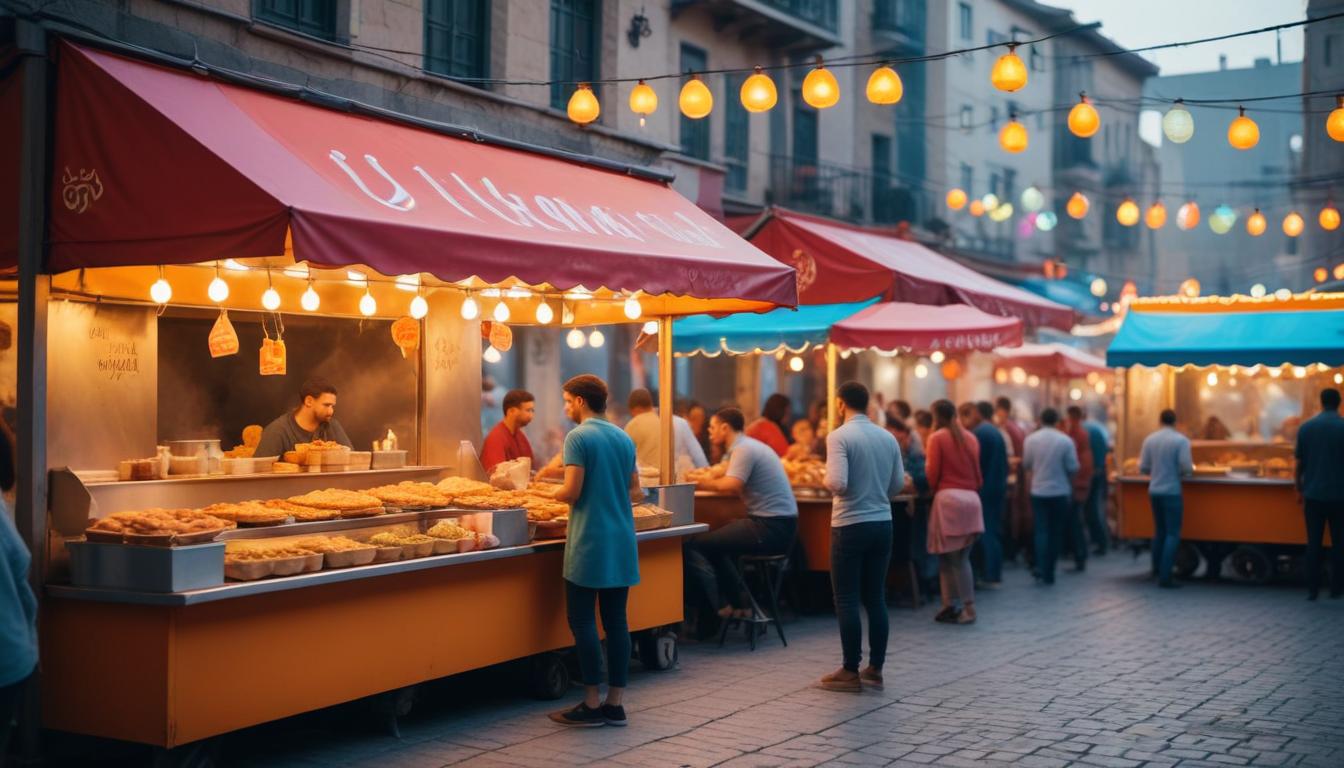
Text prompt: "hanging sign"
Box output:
[[390, 316, 420, 358], [481, 321, 513, 352], [208, 309, 239, 358]]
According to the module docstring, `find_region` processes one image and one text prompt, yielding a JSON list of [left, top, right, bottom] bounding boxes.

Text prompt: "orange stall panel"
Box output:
[[1118, 479, 1328, 546]]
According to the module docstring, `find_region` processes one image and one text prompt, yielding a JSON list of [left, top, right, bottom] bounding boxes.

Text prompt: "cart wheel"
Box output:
[[529, 652, 571, 700], [1230, 545, 1273, 585], [638, 629, 678, 672], [1174, 542, 1201, 579]]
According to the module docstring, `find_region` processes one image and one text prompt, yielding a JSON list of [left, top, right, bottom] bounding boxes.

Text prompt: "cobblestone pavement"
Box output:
[[225, 554, 1344, 768]]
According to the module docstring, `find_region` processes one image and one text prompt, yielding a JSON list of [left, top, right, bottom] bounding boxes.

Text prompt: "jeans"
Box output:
[[686, 516, 796, 610], [830, 520, 893, 672], [1150, 493, 1184, 586], [565, 580, 630, 688], [1304, 499, 1344, 596], [939, 546, 975, 609], [0, 671, 31, 768], [973, 490, 1005, 582], [1031, 495, 1071, 583], [1066, 497, 1089, 568], [1087, 474, 1110, 554]]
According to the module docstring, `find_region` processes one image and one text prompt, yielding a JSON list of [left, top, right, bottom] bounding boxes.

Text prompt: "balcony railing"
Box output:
[[872, 0, 926, 47], [761, 0, 838, 32], [765, 155, 929, 226]]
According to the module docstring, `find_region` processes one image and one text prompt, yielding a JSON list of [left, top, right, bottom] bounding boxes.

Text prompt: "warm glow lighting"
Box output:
[[1228, 107, 1260, 150], [492, 301, 510, 323], [788, 356, 805, 372], [1269, 366, 1283, 378], [1283, 212, 1305, 237], [460, 296, 479, 320], [865, 65, 903, 105], [802, 58, 840, 109], [990, 45, 1028, 92], [1246, 209, 1267, 236], [1321, 204, 1341, 231], [1090, 278, 1107, 297], [1250, 283, 1267, 298], [1209, 205, 1236, 234], [208, 276, 229, 303], [642, 320, 658, 335], [623, 296, 643, 320], [394, 274, 419, 292], [359, 290, 376, 317], [409, 295, 429, 320], [301, 284, 320, 312], [999, 117, 1028, 153], [1274, 288, 1292, 300], [1327, 95, 1344, 142], [1162, 101, 1194, 143], [261, 287, 281, 311], [1335, 373, 1343, 385], [989, 202, 1014, 222], [1177, 201, 1200, 230], [1336, 264, 1344, 280], [969, 200, 986, 217], [995, 369, 1009, 384], [946, 188, 968, 210], [346, 270, 367, 285], [1066, 192, 1089, 219], [1067, 93, 1100, 138], [1293, 366, 1307, 379], [1180, 278, 1200, 298], [1116, 199, 1140, 227], [740, 67, 777, 112], [1206, 372, 1218, 387], [1314, 267, 1328, 283], [567, 84, 600, 124], [1010, 367, 1027, 384], [930, 351, 946, 364], [566, 328, 586, 349], [535, 302, 554, 325], [149, 275, 172, 304], [588, 329, 605, 348], [1027, 375, 1041, 388], [483, 345, 502, 364], [1145, 202, 1167, 229], [222, 259, 249, 272], [284, 264, 309, 280], [1036, 212, 1058, 231], [679, 76, 713, 119], [1021, 186, 1044, 212], [982, 193, 1000, 211], [1069, 387, 1083, 401], [914, 363, 929, 379], [629, 80, 657, 126], [1095, 381, 1107, 395]]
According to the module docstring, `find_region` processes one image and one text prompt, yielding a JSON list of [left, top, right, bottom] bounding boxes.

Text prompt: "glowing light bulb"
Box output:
[[150, 277, 172, 304], [1177, 201, 1200, 230], [1293, 366, 1307, 379], [802, 58, 840, 109], [1328, 96, 1344, 142], [301, 284, 320, 312], [1180, 278, 1200, 298], [740, 67, 777, 112], [1274, 288, 1292, 300], [969, 200, 986, 217], [409, 295, 429, 320], [1335, 373, 1343, 385], [1209, 205, 1236, 234], [1066, 192, 1089, 219], [1206, 372, 1218, 387], [865, 65, 902, 105], [788, 356, 804, 372], [623, 296, 643, 320], [1320, 204, 1341, 231], [1069, 388, 1083, 401], [359, 290, 376, 317], [930, 351, 945, 364], [642, 320, 658, 335], [1011, 367, 1027, 384], [483, 345, 502, 364], [261, 287, 281, 311], [1020, 186, 1044, 212], [1246, 209, 1267, 237], [1090, 278, 1107, 297], [1315, 267, 1328, 283], [1227, 107, 1259, 150], [989, 202, 1014, 222], [208, 276, 229, 303], [588, 329, 605, 348], [1116, 199, 1140, 227], [493, 301, 510, 323], [629, 80, 657, 126], [1250, 283, 1266, 298], [567, 84, 600, 124], [1162, 101, 1194, 144], [914, 363, 929, 379], [1067, 93, 1100, 138], [1036, 211, 1058, 231], [1027, 375, 1041, 388], [535, 302, 554, 325], [1282, 212, 1304, 237], [1145, 202, 1167, 229], [460, 296, 479, 320], [679, 76, 712, 119], [946, 188, 968, 210], [566, 328, 586, 349], [990, 45, 1028, 92], [999, 117, 1028, 153]]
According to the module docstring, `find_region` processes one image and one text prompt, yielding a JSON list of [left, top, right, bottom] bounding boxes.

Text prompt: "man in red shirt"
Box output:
[[480, 390, 536, 473], [1064, 406, 1096, 573]]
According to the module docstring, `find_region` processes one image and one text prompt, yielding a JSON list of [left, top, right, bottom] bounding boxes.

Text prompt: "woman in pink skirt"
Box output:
[[925, 399, 984, 624]]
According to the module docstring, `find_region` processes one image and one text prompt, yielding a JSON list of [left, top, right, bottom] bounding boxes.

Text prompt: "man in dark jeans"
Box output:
[[688, 408, 798, 623], [819, 382, 904, 693], [962, 401, 1007, 587], [1295, 388, 1344, 600], [1139, 409, 1193, 589], [1022, 409, 1079, 585]]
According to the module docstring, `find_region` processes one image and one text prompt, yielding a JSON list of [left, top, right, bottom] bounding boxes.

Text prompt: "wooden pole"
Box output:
[[826, 343, 838, 432], [658, 317, 674, 485]]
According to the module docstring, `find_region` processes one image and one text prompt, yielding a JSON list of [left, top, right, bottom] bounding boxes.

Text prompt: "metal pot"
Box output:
[[164, 439, 224, 474]]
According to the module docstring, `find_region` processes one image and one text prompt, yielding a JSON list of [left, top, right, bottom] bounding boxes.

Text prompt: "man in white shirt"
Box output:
[[1021, 408, 1080, 586], [624, 389, 708, 472]]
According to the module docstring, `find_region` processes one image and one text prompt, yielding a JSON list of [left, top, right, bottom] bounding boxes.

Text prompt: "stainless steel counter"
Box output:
[[1117, 474, 1294, 487], [46, 523, 708, 607]]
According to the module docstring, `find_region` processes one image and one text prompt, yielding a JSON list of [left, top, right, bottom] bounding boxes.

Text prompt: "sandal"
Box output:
[[934, 606, 960, 624]]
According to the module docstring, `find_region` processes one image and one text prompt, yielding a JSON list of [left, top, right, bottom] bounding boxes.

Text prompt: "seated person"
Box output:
[[784, 419, 821, 461]]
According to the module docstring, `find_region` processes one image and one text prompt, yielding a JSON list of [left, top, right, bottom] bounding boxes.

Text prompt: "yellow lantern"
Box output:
[[946, 188, 968, 211], [1315, 267, 1329, 283], [1179, 278, 1200, 298], [999, 115, 1028, 153], [1145, 202, 1167, 229], [1067, 93, 1100, 138], [990, 45, 1028, 92], [969, 199, 986, 217], [567, 84, 600, 124], [1328, 96, 1344, 142], [1336, 263, 1344, 281], [1246, 208, 1267, 236], [740, 67, 777, 113], [865, 65, 903, 105], [1320, 203, 1341, 231], [1176, 201, 1200, 230], [941, 359, 963, 380], [1282, 212, 1305, 237], [1066, 192, 1090, 220], [802, 57, 840, 109], [1227, 107, 1260, 150], [628, 80, 657, 127], [679, 75, 713, 119], [1116, 198, 1140, 227]]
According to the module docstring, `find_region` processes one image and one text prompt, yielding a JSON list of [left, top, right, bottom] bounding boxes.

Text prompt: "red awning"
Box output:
[[47, 44, 796, 308], [829, 302, 1023, 352], [994, 342, 1111, 379], [0, 65, 21, 271], [748, 209, 1074, 330]]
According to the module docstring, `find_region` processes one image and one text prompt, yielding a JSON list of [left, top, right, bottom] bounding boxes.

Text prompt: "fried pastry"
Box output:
[[287, 488, 384, 511]]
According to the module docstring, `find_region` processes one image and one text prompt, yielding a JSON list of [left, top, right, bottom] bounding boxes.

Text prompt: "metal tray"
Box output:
[[68, 540, 225, 592]]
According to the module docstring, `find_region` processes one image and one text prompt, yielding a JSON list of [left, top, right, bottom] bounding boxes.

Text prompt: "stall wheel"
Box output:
[[1174, 542, 1202, 579], [373, 685, 418, 738], [529, 651, 572, 701], [637, 628, 678, 672], [1230, 545, 1273, 585]]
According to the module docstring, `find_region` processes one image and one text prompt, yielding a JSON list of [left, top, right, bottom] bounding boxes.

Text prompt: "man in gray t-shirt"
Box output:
[[254, 378, 354, 460], [687, 408, 797, 623]]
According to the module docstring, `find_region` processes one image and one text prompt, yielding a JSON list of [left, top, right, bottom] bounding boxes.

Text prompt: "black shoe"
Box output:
[[1307, 592, 1319, 602], [934, 606, 960, 623], [601, 704, 627, 727], [1158, 581, 1181, 589], [549, 703, 607, 727]]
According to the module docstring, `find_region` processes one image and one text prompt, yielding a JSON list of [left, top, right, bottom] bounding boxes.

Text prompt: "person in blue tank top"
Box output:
[[549, 375, 642, 728]]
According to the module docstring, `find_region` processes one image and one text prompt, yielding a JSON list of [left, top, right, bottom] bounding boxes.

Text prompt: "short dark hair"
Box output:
[[714, 407, 745, 432], [1322, 388, 1341, 411], [1160, 409, 1177, 426], [762, 393, 792, 423], [995, 396, 1012, 412], [838, 381, 869, 412], [888, 418, 911, 434], [563, 375, 608, 413], [300, 378, 337, 404], [957, 401, 977, 418], [1067, 405, 1084, 420], [628, 388, 654, 411], [914, 410, 933, 429], [894, 400, 912, 419], [976, 401, 994, 421], [502, 389, 534, 414], [1040, 408, 1060, 426]]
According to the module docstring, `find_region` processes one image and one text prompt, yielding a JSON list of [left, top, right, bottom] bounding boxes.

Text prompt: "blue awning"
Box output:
[[672, 299, 878, 356], [1107, 309, 1344, 367], [1017, 277, 1102, 317]]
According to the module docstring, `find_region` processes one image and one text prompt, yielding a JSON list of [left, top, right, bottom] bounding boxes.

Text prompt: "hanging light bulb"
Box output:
[[740, 66, 777, 112], [1020, 186, 1044, 212], [1145, 202, 1167, 229], [642, 320, 658, 335], [628, 80, 657, 127], [149, 266, 172, 305], [623, 295, 643, 320], [999, 113, 1028, 153], [989, 201, 1015, 222], [914, 363, 929, 379], [535, 302, 555, 325], [1293, 365, 1308, 379], [492, 301, 510, 323], [1116, 198, 1140, 227], [679, 75, 712, 119], [261, 286, 281, 311], [1250, 283, 1267, 298], [1162, 100, 1194, 144], [1209, 205, 1236, 234], [1315, 267, 1329, 283], [1282, 211, 1305, 237], [1066, 192, 1090, 219], [1275, 287, 1292, 300], [990, 44, 1028, 92], [1035, 211, 1058, 231], [1180, 278, 1200, 298], [946, 188, 968, 210], [1320, 202, 1341, 231], [1206, 371, 1218, 387], [968, 199, 986, 217], [567, 83, 600, 125], [565, 328, 586, 349], [483, 345, 502, 364], [207, 265, 229, 303], [359, 289, 376, 317], [301, 281, 320, 312], [981, 193, 1000, 212], [1246, 208, 1267, 236], [930, 350, 946, 364], [460, 295, 479, 320], [1328, 95, 1344, 142], [1227, 106, 1260, 150], [802, 56, 840, 109], [588, 329, 605, 348], [1067, 92, 1100, 138], [1177, 201, 1201, 230], [788, 355, 805, 372], [865, 65, 902, 105], [1090, 278, 1107, 297], [1336, 263, 1344, 280], [409, 294, 429, 320]]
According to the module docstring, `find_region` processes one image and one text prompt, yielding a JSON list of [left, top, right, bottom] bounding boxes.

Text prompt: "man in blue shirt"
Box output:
[[1022, 408, 1079, 585], [1295, 388, 1344, 600], [820, 382, 904, 694], [1082, 408, 1112, 556], [689, 408, 798, 622], [961, 401, 1007, 587], [1139, 409, 1194, 589]]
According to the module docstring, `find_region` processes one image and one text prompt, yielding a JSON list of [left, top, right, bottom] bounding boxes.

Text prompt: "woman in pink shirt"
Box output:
[[925, 399, 984, 625]]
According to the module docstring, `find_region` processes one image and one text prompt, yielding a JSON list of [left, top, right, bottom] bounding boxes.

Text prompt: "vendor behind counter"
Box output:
[[255, 378, 353, 458]]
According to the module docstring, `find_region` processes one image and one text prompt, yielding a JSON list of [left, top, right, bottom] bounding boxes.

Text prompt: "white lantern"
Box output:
[[1162, 103, 1194, 144]]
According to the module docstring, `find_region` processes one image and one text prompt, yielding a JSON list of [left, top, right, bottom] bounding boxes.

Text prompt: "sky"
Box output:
[[1062, 0, 1307, 76]]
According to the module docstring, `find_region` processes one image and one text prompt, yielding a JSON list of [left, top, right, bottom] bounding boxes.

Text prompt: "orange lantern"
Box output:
[[802, 57, 840, 109], [1066, 192, 1090, 219], [1282, 212, 1305, 237], [1319, 203, 1341, 231], [946, 188, 968, 210], [1315, 267, 1329, 283], [1067, 93, 1100, 138], [969, 199, 986, 217], [679, 75, 713, 119], [941, 359, 963, 380], [628, 80, 657, 126], [865, 65, 903, 105], [1179, 278, 1200, 298], [1328, 95, 1344, 142], [567, 84, 600, 124], [990, 45, 1028, 92], [1145, 202, 1167, 229], [1246, 208, 1267, 236], [999, 116, 1028, 153], [1176, 201, 1201, 230], [740, 67, 777, 113], [1116, 198, 1140, 227], [1227, 107, 1260, 150]]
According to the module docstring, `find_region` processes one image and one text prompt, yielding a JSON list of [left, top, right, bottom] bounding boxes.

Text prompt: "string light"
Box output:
[[989, 201, 1014, 222], [301, 281, 320, 312], [1066, 192, 1089, 219], [261, 286, 281, 311], [535, 302, 554, 325], [1176, 201, 1200, 230], [1020, 186, 1044, 212], [990, 44, 1027, 92], [865, 65, 903, 105], [1274, 288, 1292, 300], [1162, 100, 1194, 143], [1318, 202, 1340, 231], [566, 328, 586, 349], [788, 356, 805, 372], [1011, 367, 1027, 384], [1246, 208, 1267, 236], [1250, 283, 1267, 298], [623, 295, 644, 320], [930, 350, 946, 364], [359, 289, 376, 317], [679, 75, 712, 119], [1328, 95, 1344, 142], [149, 266, 172, 304], [1227, 107, 1259, 150], [740, 67, 777, 112], [492, 301, 510, 323], [1180, 278, 1200, 298], [629, 80, 657, 127], [409, 294, 429, 320], [1336, 264, 1344, 280], [802, 57, 840, 109], [567, 84, 600, 124], [588, 329, 606, 348], [946, 188, 968, 210], [1116, 198, 1140, 227], [1282, 212, 1304, 237], [1067, 92, 1100, 138], [1090, 278, 1107, 297], [1209, 205, 1236, 234], [1027, 374, 1041, 388], [460, 295, 479, 320], [207, 263, 229, 303], [642, 320, 658, 335], [1145, 202, 1167, 229], [1315, 267, 1328, 283], [483, 345, 502, 364], [1206, 371, 1218, 387], [1035, 211, 1057, 231], [999, 113, 1028, 153], [982, 193, 1000, 211], [969, 200, 986, 217], [914, 363, 929, 379]]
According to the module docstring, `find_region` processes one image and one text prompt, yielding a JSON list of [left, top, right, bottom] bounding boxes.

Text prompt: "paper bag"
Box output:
[[490, 457, 531, 490], [208, 310, 239, 358]]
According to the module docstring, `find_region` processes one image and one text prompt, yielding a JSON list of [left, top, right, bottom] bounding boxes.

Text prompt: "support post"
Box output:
[[825, 343, 838, 432], [658, 317, 674, 485]]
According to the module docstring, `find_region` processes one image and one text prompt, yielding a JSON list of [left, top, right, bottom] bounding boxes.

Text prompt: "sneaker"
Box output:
[[548, 703, 607, 728], [934, 606, 960, 624], [859, 666, 884, 690], [818, 668, 861, 693], [601, 704, 627, 727]]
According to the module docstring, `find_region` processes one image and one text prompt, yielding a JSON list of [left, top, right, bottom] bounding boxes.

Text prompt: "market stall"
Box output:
[[20, 42, 799, 749], [1106, 293, 1344, 582], [992, 341, 1114, 413]]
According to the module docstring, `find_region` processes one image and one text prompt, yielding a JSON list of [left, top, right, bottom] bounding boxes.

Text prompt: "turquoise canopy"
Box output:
[[672, 299, 878, 356], [1107, 309, 1344, 367]]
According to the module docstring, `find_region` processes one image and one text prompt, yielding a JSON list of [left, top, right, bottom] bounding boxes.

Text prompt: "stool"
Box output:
[[718, 553, 790, 650]]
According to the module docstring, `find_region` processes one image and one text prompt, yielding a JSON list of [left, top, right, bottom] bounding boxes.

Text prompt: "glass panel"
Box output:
[[549, 0, 599, 109], [425, 0, 489, 82], [255, 0, 336, 39], [723, 73, 749, 193]]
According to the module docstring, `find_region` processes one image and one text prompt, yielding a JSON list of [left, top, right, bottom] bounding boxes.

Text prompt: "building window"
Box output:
[[989, 105, 1000, 131], [1029, 45, 1044, 71], [960, 164, 973, 196], [959, 105, 974, 132], [425, 0, 490, 82], [254, 0, 338, 40], [1325, 34, 1336, 67], [724, 72, 749, 192], [550, 0, 600, 110], [959, 2, 972, 40], [872, 134, 894, 224], [680, 44, 710, 160]]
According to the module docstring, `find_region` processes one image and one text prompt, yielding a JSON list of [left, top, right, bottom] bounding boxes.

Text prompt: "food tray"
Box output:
[[235, 516, 291, 527], [406, 540, 435, 558], [430, 538, 458, 555], [456, 537, 478, 554], [373, 546, 402, 563], [533, 519, 568, 540], [269, 554, 312, 577], [324, 547, 378, 568], [225, 559, 276, 581], [340, 506, 386, 519], [301, 553, 325, 573], [85, 527, 231, 546]]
